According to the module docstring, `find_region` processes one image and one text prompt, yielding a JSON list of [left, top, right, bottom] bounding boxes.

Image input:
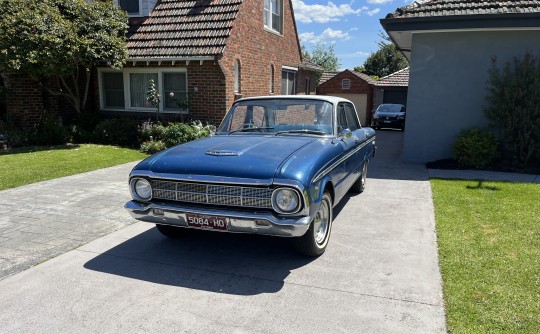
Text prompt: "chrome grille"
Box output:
[[151, 180, 273, 209]]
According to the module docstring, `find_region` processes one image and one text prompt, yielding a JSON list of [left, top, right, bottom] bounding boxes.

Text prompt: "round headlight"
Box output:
[[133, 178, 152, 200], [272, 188, 300, 213]]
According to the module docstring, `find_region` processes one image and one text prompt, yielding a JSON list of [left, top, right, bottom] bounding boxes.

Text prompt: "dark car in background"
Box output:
[[372, 104, 406, 130]]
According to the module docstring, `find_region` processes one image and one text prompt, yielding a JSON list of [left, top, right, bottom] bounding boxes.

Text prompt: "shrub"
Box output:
[[138, 121, 212, 153], [92, 118, 140, 147], [485, 51, 540, 166], [452, 128, 500, 169], [140, 140, 166, 154], [35, 115, 70, 145]]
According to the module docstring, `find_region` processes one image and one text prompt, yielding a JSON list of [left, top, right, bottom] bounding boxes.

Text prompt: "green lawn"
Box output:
[[431, 179, 540, 334], [0, 144, 147, 190]]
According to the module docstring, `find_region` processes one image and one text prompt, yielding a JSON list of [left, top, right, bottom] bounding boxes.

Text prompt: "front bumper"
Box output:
[[373, 119, 404, 128], [125, 201, 312, 237]]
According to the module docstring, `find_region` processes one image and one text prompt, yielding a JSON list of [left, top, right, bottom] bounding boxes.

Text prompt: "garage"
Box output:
[[316, 69, 376, 127]]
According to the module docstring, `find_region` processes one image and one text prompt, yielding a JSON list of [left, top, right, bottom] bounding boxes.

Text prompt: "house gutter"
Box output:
[[126, 56, 218, 66]]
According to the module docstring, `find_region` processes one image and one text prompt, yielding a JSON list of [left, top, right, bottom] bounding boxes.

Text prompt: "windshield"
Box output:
[[376, 104, 403, 113], [218, 99, 334, 136]]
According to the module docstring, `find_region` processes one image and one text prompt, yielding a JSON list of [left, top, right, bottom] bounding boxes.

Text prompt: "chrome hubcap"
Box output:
[[313, 199, 330, 245]]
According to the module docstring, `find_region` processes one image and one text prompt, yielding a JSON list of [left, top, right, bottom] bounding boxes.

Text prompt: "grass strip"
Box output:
[[431, 179, 540, 334]]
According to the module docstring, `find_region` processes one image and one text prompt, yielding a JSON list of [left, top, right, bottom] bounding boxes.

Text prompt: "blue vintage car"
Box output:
[[125, 95, 376, 256]]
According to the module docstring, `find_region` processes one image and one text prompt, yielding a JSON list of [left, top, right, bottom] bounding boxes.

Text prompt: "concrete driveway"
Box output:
[[0, 130, 446, 333]]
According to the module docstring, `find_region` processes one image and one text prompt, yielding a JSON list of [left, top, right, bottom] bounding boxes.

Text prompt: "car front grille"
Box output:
[[151, 180, 274, 209]]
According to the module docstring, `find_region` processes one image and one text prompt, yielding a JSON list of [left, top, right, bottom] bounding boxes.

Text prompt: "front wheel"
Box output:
[[294, 192, 333, 257]]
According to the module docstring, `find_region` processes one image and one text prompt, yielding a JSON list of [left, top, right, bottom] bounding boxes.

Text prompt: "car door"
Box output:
[[333, 102, 362, 200]]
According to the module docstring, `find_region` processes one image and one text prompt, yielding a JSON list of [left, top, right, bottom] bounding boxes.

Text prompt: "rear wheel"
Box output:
[[294, 192, 333, 257], [351, 161, 368, 193], [156, 224, 188, 238]]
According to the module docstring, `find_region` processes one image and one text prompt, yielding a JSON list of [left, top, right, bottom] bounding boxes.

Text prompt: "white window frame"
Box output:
[[234, 60, 241, 93], [114, 0, 143, 17], [264, 0, 283, 34], [98, 67, 188, 113], [342, 78, 351, 90], [281, 67, 297, 95]]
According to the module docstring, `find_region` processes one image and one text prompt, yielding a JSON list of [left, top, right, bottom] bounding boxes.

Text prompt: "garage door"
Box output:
[[323, 94, 368, 126], [383, 89, 408, 106]]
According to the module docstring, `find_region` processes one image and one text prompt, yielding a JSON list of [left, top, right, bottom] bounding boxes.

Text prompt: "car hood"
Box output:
[[143, 135, 317, 180]]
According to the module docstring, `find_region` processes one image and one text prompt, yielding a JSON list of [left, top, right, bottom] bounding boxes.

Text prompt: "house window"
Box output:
[[342, 79, 351, 90], [305, 78, 310, 95], [130, 73, 158, 108], [102, 72, 125, 108], [99, 69, 188, 112], [234, 60, 241, 93], [117, 0, 142, 16], [264, 0, 282, 34], [270, 65, 275, 94], [281, 69, 296, 95]]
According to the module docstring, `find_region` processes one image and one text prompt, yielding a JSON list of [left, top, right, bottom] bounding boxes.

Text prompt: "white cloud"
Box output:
[[299, 28, 351, 43], [367, 0, 395, 4], [366, 8, 381, 16], [355, 51, 371, 57], [292, 0, 361, 23]]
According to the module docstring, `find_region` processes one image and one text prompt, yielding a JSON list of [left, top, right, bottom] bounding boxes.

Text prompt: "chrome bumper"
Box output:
[[125, 201, 312, 237]]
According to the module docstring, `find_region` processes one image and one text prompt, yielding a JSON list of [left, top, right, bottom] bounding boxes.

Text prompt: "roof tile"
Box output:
[[127, 0, 243, 59], [386, 0, 540, 19]]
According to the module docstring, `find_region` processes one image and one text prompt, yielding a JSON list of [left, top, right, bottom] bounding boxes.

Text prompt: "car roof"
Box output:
[[235, 95, 352, 104]]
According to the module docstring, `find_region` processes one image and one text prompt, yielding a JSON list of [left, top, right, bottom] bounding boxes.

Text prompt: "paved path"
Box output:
[[0, 131, 447, 333], [0, 162, 139, 280]]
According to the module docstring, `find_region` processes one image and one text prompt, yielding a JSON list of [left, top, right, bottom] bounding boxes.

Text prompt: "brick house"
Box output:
[[1, 0, 310, 128], [317, 70, 377, 127], [97, 0, 304, 125]]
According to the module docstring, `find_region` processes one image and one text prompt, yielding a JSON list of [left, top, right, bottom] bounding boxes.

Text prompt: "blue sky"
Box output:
[[291, 0, 413, 71]]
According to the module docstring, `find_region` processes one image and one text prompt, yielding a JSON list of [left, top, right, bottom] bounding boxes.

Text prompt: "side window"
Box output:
[[337, 104, 348, 134], [344, 103, 360, 130]]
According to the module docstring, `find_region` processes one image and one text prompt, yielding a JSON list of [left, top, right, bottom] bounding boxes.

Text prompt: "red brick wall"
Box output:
[[3, 74, 45, 128], [220, 0, 302, 106], [296, 69, 319, 95]]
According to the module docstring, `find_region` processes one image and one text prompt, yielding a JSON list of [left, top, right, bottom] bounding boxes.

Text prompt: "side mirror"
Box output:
[[341, 129, 352, 140]]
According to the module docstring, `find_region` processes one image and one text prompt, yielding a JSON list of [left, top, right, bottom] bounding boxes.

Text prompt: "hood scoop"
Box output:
[[205, 149, 240, 156]]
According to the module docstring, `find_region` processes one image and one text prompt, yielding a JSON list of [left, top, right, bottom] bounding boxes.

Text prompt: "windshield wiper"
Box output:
[[229, 127, 274, 134], [275, 129, 327, 136]]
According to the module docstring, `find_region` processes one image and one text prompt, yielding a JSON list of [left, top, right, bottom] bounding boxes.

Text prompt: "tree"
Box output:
[[0, 0, 128, 114], [302, 42, 341, 72], [361, 32, 408, 78], [485, 52, 540, 165]]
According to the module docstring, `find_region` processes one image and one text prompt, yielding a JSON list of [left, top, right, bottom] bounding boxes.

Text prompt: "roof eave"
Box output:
[[381, 12, 540, 32]]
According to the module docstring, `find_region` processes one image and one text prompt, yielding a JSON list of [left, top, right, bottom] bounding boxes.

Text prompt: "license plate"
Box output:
[[383, 120, 391, 123], [185, 213, 228, 230]]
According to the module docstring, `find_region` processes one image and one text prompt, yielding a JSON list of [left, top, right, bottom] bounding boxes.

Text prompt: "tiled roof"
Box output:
[[386, 0, 540, 19], [352, 71, 378, 85], [299, 59, 324, 72], [376, 67, 409, 87], [318, 70, 378, 85], [319, 71, 338, 84], [127, 0, 243, 59]]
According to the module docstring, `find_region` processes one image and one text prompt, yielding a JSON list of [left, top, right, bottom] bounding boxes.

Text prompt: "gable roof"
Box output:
[[319, 71, 338, 85], [386, 0, 540, 19], [127, 0, 243, 60], [376, 67, 409, 87], [318, 70, 377, 86]]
